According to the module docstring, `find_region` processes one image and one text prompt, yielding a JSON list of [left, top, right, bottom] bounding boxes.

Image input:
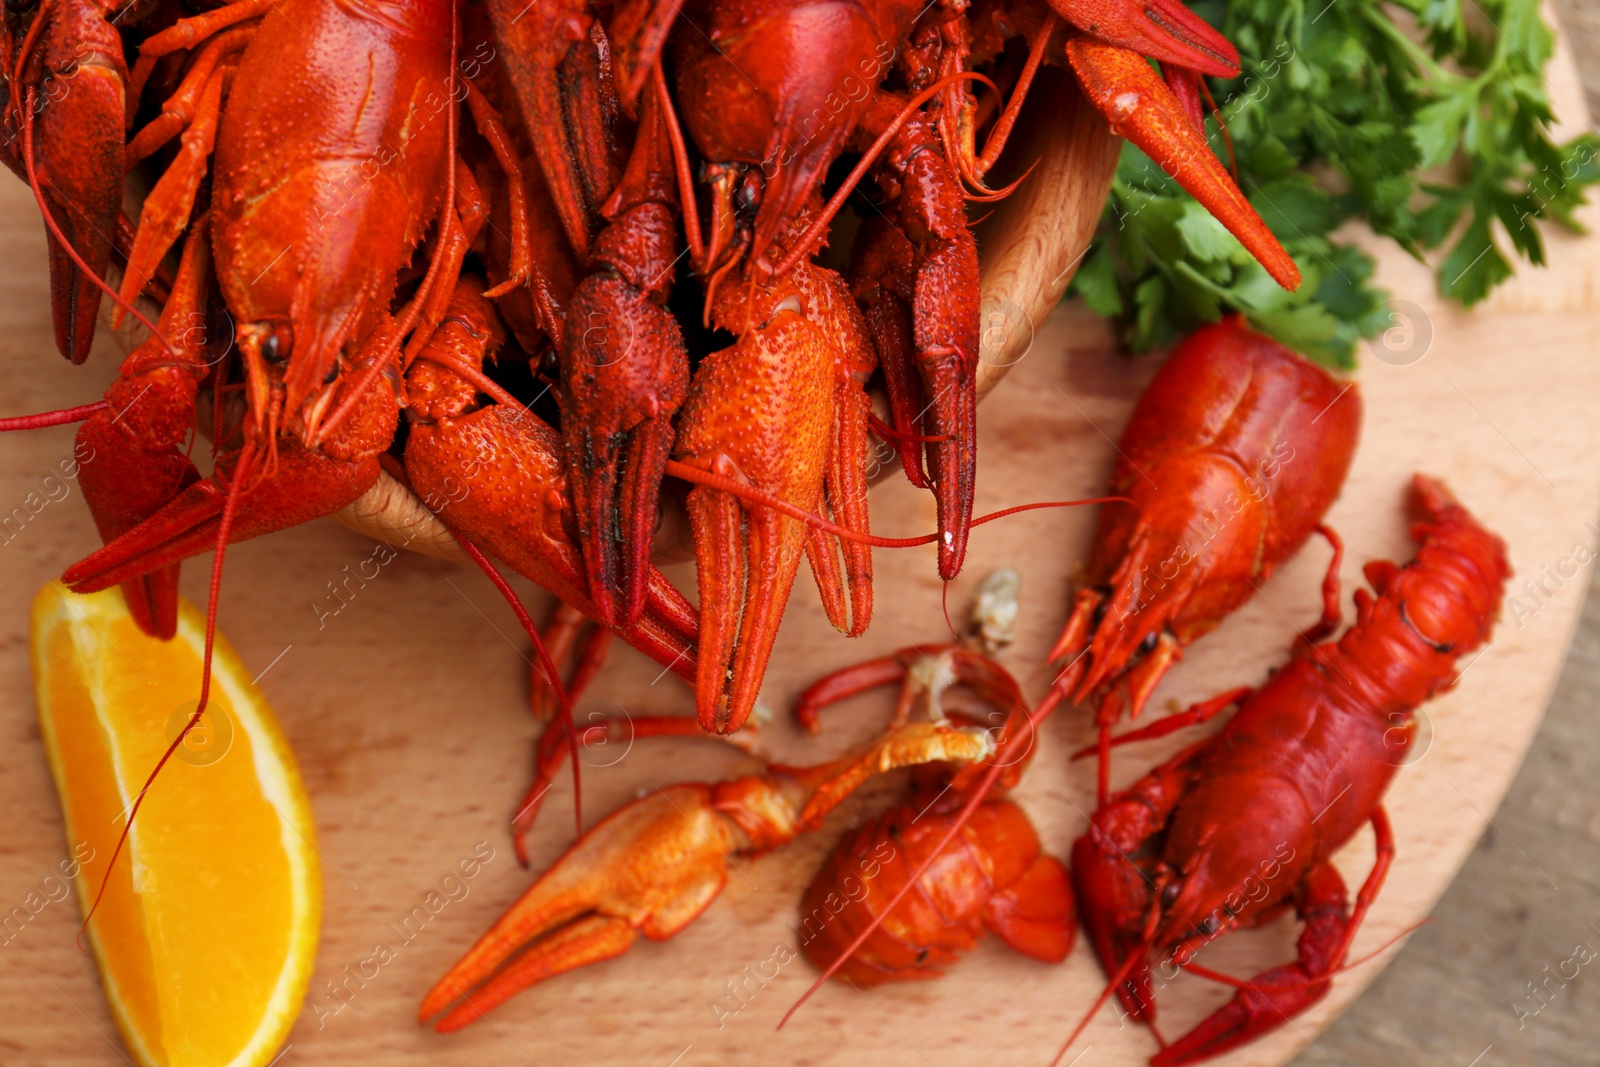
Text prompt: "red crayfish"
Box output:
[[1051, 315, 1361, 802], [795, 644, 1076, 984], [1067, 475, 1508, 1065]]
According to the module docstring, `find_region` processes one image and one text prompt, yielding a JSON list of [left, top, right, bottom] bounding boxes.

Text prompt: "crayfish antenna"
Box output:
[[0, 402, 110, 431], [963, 14, 1061, 184], [78, 439, 258, 943], [452, 535, 582, 837], [665, 458, 1130, 549], [1050, 938, 1152, 1066]]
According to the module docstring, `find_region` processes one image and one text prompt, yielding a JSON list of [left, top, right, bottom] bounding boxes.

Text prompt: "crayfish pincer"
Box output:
[[1067, 474, 1508, 1066]]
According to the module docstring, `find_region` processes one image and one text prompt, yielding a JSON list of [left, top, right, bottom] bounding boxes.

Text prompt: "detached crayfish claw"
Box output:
[[421, 721, 994, 1030], [419, 782, 736, 1033]]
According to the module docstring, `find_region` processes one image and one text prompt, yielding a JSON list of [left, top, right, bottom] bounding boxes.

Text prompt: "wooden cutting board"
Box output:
[[3, 26, 1599, 1067]]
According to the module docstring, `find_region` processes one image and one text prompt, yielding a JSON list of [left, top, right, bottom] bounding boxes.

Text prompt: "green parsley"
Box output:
[[1069, 0, 1600, 367]]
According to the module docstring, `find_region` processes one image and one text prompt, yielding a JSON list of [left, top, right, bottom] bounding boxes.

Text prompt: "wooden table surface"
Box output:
[[1291, 5, 1600, 1064], [2, 13, 1599, 1067]]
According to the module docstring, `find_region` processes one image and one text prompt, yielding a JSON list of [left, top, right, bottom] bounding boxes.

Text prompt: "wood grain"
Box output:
[[1, 28, 1596, 1067]]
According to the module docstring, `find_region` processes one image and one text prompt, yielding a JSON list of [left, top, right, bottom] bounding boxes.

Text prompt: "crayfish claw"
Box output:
[[427, 915, 637, 1033], [422, 783, 737, 1029], [1066, 37, 1299, 290], [1048, 0, 1240, 78]]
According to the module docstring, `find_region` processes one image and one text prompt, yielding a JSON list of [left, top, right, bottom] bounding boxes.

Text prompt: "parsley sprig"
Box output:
[[1069, 0, 1600, 367]]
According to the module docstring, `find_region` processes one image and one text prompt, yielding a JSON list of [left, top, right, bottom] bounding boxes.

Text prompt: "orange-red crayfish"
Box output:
[[1050, 315, 1361, 801], [794, 644, 1076, 984], [5, 0, 463, 638], [1067, 475, 1507, 1065], [417, 714, 998, 1030]]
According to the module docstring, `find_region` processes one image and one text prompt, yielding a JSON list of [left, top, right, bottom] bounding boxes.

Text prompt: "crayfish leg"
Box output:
[[114, 65, 230, 326], [792, 652, 913, 734], [73, 219, 215, 638], [531, 603, 613, 723], [850, 218, 929, 489]]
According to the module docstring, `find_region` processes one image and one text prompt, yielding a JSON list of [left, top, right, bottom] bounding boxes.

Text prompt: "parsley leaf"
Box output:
[[1069, 0, 1599, 367]]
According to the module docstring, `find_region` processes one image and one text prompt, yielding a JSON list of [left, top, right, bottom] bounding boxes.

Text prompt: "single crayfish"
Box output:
[[1051, 314, 1361, 802], [1067, 475, 1507, 1065]]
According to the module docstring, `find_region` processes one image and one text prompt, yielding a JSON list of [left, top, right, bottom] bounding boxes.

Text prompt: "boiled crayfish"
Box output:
[[795, 644, 1076, 984], [1052, 314, 1361, 802], [1066, 474, 1507, 1064]]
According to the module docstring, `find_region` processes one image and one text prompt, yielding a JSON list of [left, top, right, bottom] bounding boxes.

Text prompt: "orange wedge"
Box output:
[[30, 583, 319, 1067]]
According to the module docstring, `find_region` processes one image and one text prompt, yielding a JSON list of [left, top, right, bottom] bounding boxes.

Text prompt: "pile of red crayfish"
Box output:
[[1, 0, 1512, 1062]]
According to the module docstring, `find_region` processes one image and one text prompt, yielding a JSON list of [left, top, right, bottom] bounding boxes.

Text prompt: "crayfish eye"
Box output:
[[259, 323, 294, 365], [1138, 632, 1159, 655], [736, 172, 763, 215], [1160, 881, 1181, 909], [1089, 591, 1110, 630]]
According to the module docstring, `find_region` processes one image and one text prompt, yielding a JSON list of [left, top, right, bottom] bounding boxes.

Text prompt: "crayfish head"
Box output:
[[674, 0, 883, 276], [233, 319, 295, 458]]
